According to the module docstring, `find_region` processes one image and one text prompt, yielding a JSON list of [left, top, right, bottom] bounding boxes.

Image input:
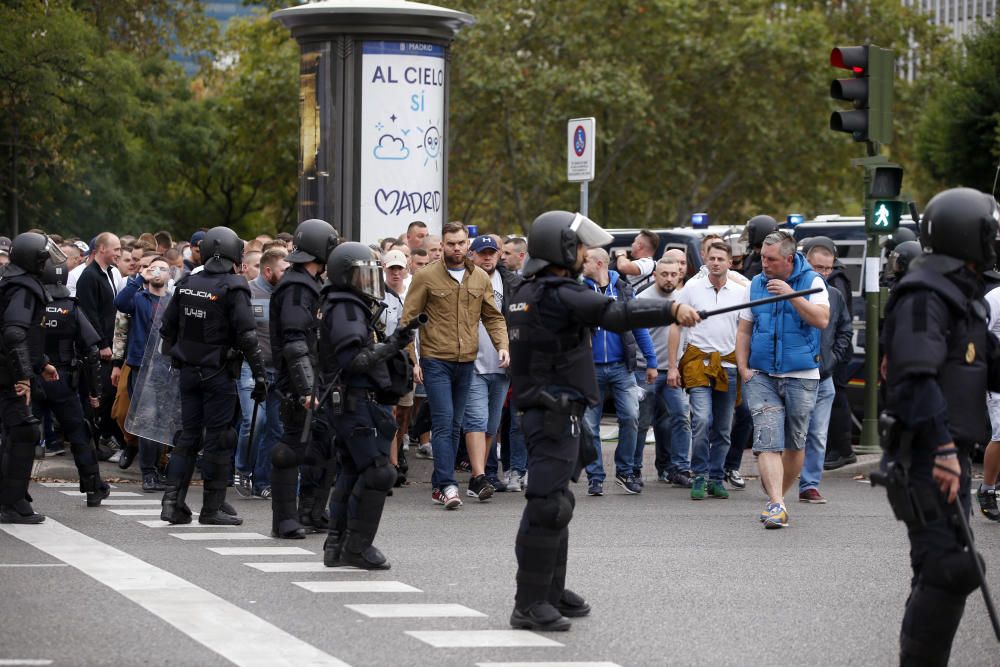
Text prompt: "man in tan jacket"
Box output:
[[401, 222, 509, 509]]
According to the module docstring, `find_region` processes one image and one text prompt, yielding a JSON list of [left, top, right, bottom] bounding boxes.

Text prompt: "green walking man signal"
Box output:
[[869, 200, 903, 233]]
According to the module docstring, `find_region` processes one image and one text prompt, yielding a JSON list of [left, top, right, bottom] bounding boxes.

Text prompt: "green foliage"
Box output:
[[916, 18, 1000, 193]]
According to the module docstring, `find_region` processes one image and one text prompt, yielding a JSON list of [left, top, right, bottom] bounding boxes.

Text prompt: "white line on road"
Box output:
[[169, 532, 271, 541], [347, 604, 486, 618], [0, 519, 351, 667], [294, 581, 421, 593], [59, 490, 142, 497], [38, 482, 116, 488], [92, 499, 164, 506], [137, 520, 241, 528], [207, 547, 314, 556], [477, 663, 623, 667], [106, 509, 162, 516], [0, 660, 54, 665], [244, 562, 366, 573], [407, 630, 563, 648], [0, 564, 68, 568]]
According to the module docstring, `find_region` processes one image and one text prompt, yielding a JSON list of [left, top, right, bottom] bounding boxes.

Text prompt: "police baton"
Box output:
[[244, 397, 261, 486], [695, 287, 822, 320], [950, 495, 1000, 641]]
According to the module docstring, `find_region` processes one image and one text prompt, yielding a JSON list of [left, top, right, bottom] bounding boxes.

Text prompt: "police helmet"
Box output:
[[41, 259, 70, 299], [918, 188, 1000, 272], [200, 226, 243, 273], [882, 227, 917, 253], [740, 215, 779, 249], [9, 232, 66, 276], [287, 219, 339, 264], [889, 240, 922, 278], [522, 211, 613, 278], [326, 242, 384, 302], [800, 235, 838, 258]]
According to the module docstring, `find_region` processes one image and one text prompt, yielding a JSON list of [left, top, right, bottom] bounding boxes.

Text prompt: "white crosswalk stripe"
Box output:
[[39, 482, 116, 488], [346, 604, 485, 618], [294, 581, 421, 593], [477, 663, 623, 667], [92, 499, 163, 506], [169, 532, 271, 541], [137, 520, 241, 528], [106, 509, 162, 516], [244, 562, 366, 573], [59, 490, 140, 497], [207, 547, 314, 556], [407, 630, 563, 648]]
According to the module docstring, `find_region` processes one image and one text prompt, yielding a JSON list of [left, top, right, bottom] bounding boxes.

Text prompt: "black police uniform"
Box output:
[[38, 292, 109, 505], [883, 261, 999, 665], [0, 266, 49, 521], [319, 286, 409, 570], [159, 269, 262, 525], [507, 272, 681, 628], [269, 264, 332, 537]]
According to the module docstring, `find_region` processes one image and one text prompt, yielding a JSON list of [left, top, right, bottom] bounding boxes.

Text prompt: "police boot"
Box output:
[[80, 473, 111, 508], [160, 483, 192, 524], [298, 494, 329, 533], [220, 501, 239, 517], [271, 465, 305, 538], [0, 498, 45, 524], [199, 488, 242, 526], [509, 601, 571, 632], [339, 528, 390, 570], [899, 584, 966, 667], [547, 528, 588, 616], [323, 528, 343, 567]]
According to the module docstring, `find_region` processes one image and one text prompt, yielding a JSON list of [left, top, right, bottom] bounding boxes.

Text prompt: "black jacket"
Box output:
[[76, 261, 119, 350]]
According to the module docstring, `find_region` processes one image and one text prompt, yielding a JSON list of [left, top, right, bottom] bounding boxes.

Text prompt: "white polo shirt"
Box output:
[[675, 274, 744, 368]]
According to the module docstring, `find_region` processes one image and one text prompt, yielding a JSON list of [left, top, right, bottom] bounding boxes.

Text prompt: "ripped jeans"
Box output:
[[743, 373, 818, 453]]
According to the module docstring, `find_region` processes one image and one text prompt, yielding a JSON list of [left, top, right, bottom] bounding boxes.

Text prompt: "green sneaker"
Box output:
[[690, 475, 706, 500], [707, 480, 729, 499]]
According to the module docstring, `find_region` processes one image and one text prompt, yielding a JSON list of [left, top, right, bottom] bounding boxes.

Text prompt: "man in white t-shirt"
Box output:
[[735, 231, 829, 529], [613, 229, 658, 289]]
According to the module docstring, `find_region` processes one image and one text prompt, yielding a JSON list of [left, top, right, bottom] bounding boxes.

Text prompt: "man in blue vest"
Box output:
[[735, 231, 829, 529]]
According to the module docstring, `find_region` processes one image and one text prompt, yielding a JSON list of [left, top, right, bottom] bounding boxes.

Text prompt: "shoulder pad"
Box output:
[[321, 287, 368, 307], [0, 272, 49, 304], [220, 274, 251, 295], [275, 268, 321, 296], [889, 268, 966, 312]]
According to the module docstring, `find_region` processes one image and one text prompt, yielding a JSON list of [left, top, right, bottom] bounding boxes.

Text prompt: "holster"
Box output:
[[870, 411, 942, 529]]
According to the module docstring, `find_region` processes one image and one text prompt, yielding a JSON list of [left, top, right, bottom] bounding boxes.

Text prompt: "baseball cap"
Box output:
[[190, 231, 206, 247], [382, 249, 407, 269], [469, 236, 499, 253], [0, 237, 11, 255]]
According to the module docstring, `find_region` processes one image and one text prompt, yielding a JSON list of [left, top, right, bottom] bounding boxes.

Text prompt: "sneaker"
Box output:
[[467, 475, 495, 501], [707, 480, 729, 499], [977, 487, 1000, 521], [669, 471, 694, 488], [142, 473, 165, 493], [117, 446, 138, 470], [725, 469, 746, 489], [431, 488, 444, 505], [505, 470, 522, 493], [443, 484, 463, 509], [415, 443, 433, 459], [799, 488, 827, 504], [486, 474, 508, 493], [44, 442, 66, 457], [587, 479, 604, 496], [657, 470, 671, 483], [823, 453, 858, 471], [690, 475, 707, 500], [456, 460, 471, 473], [253, 486, 272, 500], [759, 504, 770, 523], [632, 470, 645, 488], [763, 502, 789, 529], [234, 472, 253, 498], [615, 472, 641, 495]]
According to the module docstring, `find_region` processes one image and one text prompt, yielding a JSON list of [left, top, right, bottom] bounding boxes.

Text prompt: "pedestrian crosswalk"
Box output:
[[27, 481, 626, 667]]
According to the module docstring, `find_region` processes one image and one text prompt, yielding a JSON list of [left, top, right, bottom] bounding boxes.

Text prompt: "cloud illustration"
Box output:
[[373, 134, 410, 160]]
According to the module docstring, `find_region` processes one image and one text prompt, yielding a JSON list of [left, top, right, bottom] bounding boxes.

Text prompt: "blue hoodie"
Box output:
[[582, 270, 657, 370], [114, 275, 165, 368]]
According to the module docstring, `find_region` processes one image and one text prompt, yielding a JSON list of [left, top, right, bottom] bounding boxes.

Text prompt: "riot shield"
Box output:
[[124, 292, 181, 447]]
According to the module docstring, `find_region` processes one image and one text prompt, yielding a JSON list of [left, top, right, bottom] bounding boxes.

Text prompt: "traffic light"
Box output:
[[829, 45, 894, 144], [867, 200, 903, 233]]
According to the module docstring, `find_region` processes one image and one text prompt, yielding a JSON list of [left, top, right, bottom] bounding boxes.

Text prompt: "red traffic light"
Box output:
[[831, 46, 867, 72]]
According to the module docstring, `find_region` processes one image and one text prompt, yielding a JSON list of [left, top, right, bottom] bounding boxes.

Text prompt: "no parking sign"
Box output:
[[567, 117, 595, 182]]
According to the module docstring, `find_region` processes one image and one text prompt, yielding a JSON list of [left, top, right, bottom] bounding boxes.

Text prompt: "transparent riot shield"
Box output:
[[124, 292, 181, 447]]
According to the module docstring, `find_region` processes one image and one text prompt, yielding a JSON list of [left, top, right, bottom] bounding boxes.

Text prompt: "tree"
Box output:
[[916, 18, 1000, 193]]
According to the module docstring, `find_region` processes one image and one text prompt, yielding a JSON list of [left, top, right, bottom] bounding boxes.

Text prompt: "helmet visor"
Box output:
[[45, 237, 67, 265], [352, 260, 385, 301], [569, 213, 613, 249]]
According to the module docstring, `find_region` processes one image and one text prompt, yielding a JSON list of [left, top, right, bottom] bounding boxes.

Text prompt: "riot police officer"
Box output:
[[38, 259, 109, 507], [320, 242, 414, 570], [0, 232, 65, 523], [159, 226, 266, 526], [269, 219, 339, 539], [739, 214, 779, 279], [506, 211, 699, 630], [879, 188, 1000, 665], [887, 240, 922, 288]]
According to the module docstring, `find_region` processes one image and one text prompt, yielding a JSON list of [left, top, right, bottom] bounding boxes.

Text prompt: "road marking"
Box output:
[[294, 581, 421, 593], [207, 547, 314, 556], [0, 519, 351, 667], [137, 520, 241, 528], [170, 532, 271, 541], [0, 564, 68, 568], [346, 604, 485, 618], [106, 509, 162, 516], [60, 490, 141, 497], [38, 482, 116, 488], [0, 660, 54, 665], [244, 562, 367, 573], [407, 630, 562, 648], [478, 663, 623, 667], [93, 499, 163, 506]]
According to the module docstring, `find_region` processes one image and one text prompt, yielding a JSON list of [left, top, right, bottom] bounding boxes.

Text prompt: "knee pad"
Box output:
[[526, 493, 574, 531], [203, 428, 236, 464], [921, 548, 984, 596], [8, 421, 40, 446], [271, 441, 300, 469], [362, 462, 397, 492]]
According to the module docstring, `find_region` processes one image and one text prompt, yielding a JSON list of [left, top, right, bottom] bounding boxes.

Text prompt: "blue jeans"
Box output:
[[800, 376, 836, 492], [584, 363, 639, 482], [465, 372, 511, 478], [689, 367, 738, 483], [744, 373, 819, 453], [236, 366, 281, 490], [422, 358, 474, 490], [659, 375, 692, 474], [506, 407, 528, 475], [633, 371, 658, 475], [126, 366, 162, 476]]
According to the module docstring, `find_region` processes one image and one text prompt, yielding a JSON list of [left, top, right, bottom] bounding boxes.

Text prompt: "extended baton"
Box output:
[[950, 495, 1000, 641], [244, 397, 261, 486], [696, 287, 822, 319]]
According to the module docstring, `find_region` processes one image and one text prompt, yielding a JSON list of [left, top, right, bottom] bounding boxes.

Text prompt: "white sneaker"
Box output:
[[443, 484, 462, 509], [415, 443, 433, 459], [401, 434, 410, 452], [108, 450, 123, 464], [505, 470, 522, 493]]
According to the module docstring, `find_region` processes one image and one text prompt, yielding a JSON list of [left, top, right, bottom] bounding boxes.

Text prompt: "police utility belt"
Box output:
[[534, 390, 585, 440]]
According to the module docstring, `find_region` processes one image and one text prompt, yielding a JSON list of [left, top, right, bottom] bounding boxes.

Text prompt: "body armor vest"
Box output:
[[0, 272, 49, 382], [319, 289, 400, 396], [171, 272, 244, 368], [507, 278, 600, 409], [270, 269, 321, 379], [42, 297, 79, 367]]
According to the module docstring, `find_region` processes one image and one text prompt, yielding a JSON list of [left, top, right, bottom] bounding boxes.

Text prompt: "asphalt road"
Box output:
[[3, 456, 1000, 667]]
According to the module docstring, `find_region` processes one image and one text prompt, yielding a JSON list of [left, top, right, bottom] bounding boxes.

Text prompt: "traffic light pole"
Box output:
[[859, 142, 881, 454]]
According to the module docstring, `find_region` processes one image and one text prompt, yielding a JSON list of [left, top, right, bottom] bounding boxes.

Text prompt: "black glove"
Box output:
[[389, 327, 415, 349], [251, 375, 267, 402]]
